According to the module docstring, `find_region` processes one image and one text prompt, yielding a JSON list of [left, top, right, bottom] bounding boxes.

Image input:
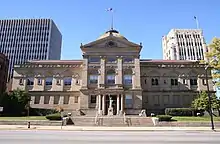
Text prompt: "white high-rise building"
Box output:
[[0, 19, 62, 80], [162, 29, 208, 60]]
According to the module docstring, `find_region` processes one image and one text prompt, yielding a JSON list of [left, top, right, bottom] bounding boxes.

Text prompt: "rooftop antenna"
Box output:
[[106, 8, 114, 30]]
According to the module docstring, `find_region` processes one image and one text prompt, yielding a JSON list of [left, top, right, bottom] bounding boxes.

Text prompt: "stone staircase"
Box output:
[[70, 116, 154, 127], [71, 117, 96, 126]]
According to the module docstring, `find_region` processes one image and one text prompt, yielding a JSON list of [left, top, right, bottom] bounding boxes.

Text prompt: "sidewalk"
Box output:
[[0, 125, 219, 131]]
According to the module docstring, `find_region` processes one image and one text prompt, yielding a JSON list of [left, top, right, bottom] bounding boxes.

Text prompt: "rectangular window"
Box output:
[[171, 79, 178, 86], [19, 78, 23, 85], [56, 79, 61, 85], [74, 96, 79, 103], [107, 57, 117, 63], [54, 96, 60, 104], [190, 79, 197, 85], [153, 95, 160, 105], [90, 95, 96, 103], [125, 95, 133, 108], [44, 96, 50, 104], [163, 95, 169, 105], [107, 75, 115, 84], [27, 78, 34, 86], [45, 77, 53, 85], [64, 77, 72, 85], [89, 75, 98, 84], [37, 78, 42, 85], [89, 57, 100, 63], [151, 78, 159, 85], [202, 79, 207, 85], [63, 96, 70, 104], [34, 96, 40, 104], [124, 75, 132, 85], [123, 57, 133, 63]]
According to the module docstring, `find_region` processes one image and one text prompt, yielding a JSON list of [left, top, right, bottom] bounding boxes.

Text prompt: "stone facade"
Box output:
[[11, 29, 214, 115]]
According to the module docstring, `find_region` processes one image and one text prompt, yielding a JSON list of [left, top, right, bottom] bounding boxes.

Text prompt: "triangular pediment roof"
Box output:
[[80, 29, 142, 50]]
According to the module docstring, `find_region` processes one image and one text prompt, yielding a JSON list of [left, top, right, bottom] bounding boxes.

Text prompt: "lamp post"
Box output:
[[205, 64, 215, 130]]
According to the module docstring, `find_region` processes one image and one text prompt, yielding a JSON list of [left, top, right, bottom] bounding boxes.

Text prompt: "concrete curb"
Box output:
[[0, 126, 219, 132]]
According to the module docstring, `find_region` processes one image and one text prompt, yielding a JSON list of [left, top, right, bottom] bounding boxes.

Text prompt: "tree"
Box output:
[[205, 37, 220, 86], [0, 89, 30, 116], [192, 91, 220, 115]]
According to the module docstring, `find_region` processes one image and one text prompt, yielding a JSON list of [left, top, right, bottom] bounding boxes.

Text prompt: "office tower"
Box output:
[[0, 53, 8, 93], [162, 29, 208, 60], [0, 19, 62, 80]]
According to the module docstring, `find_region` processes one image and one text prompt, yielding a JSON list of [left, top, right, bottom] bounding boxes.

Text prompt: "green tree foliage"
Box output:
[[0, 89, 30, 116], [205, 37, 220, 86], [192, 91, 220, 115]]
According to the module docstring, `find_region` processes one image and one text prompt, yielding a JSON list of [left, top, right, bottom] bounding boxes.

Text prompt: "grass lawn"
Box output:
[[173, 116, 220, 122], [0, 116, 46, 120]]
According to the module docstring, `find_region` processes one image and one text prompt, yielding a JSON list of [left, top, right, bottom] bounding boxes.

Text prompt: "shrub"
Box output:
[[46, 113, 62, 121], [165, 108, 198, 116], [156, 115, 172, 121], [30, 108, 57, 116]]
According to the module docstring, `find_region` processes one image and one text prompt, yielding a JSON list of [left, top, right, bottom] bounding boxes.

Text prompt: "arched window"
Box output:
[[123, 70, 132, 85], [106, 69, 115, 84], [89, 70, 99, 84]]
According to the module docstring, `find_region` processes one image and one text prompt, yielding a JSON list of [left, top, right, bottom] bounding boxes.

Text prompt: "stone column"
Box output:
[[81, 58, 88, 89], [98, 95, 102, 115], [95, 95, 99, 109], [120, 94, 124, 115], [59, 96, 64, 105], [39, 96, 44, 104], [117, 94, 120, 115], [102, 95, 105, 115], [116, 57, 123, 85], [100, 57, 106, 86]]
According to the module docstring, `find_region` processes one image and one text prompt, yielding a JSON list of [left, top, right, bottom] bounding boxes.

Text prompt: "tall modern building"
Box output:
[[162, 29, 208, 61], [0, 19, 62, 80], [0, 53, 8, 94]]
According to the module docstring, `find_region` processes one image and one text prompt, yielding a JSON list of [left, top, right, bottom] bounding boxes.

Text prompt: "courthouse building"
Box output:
[[11, 29, 214, 115]]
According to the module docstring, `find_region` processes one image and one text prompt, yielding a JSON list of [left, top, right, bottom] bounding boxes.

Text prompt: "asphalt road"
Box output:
[[0, 130, 220, 144]]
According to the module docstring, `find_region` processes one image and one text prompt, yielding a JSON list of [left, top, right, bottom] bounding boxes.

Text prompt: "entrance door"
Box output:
[[105, 95, 117, 115]]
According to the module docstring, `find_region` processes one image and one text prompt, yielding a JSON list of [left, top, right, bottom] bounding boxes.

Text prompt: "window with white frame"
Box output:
[[64, 77, 72, 85]]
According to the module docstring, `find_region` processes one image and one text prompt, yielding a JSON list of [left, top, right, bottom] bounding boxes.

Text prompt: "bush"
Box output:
[[165, 108, 204, 116], [30, 108, 57, 116], [45, 113, 62, 121], [156, 115, 172, 121]]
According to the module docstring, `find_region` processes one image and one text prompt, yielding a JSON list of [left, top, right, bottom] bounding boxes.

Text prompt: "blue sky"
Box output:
[[0, 0, 219, 60]]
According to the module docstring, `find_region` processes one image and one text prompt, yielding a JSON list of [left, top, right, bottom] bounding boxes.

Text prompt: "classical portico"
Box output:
[[96, 94, 124, 115]]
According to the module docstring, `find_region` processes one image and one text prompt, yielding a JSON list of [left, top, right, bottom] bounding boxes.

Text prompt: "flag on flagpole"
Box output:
[[106, 8, 113, 11]]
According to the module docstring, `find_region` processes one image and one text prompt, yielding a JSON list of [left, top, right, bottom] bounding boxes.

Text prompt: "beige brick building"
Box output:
[[11, 29, 214, 115]]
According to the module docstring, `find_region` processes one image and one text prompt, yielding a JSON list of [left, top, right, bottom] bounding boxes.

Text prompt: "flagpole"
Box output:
[[111, 11, 114, 30], [194, 16, 199, 29]]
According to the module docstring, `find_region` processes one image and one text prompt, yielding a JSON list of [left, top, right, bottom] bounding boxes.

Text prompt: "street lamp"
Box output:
[[205, 57, 218, 131]]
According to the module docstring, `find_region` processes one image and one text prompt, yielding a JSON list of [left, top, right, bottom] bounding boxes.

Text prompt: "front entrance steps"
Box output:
[[70, 116, 154, 127]]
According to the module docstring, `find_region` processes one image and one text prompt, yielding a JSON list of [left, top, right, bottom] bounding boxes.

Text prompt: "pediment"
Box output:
[[81, 35, 141, 50]]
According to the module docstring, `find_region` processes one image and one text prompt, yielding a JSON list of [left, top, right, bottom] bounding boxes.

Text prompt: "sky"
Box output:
[[0, 0, 219, 60]]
